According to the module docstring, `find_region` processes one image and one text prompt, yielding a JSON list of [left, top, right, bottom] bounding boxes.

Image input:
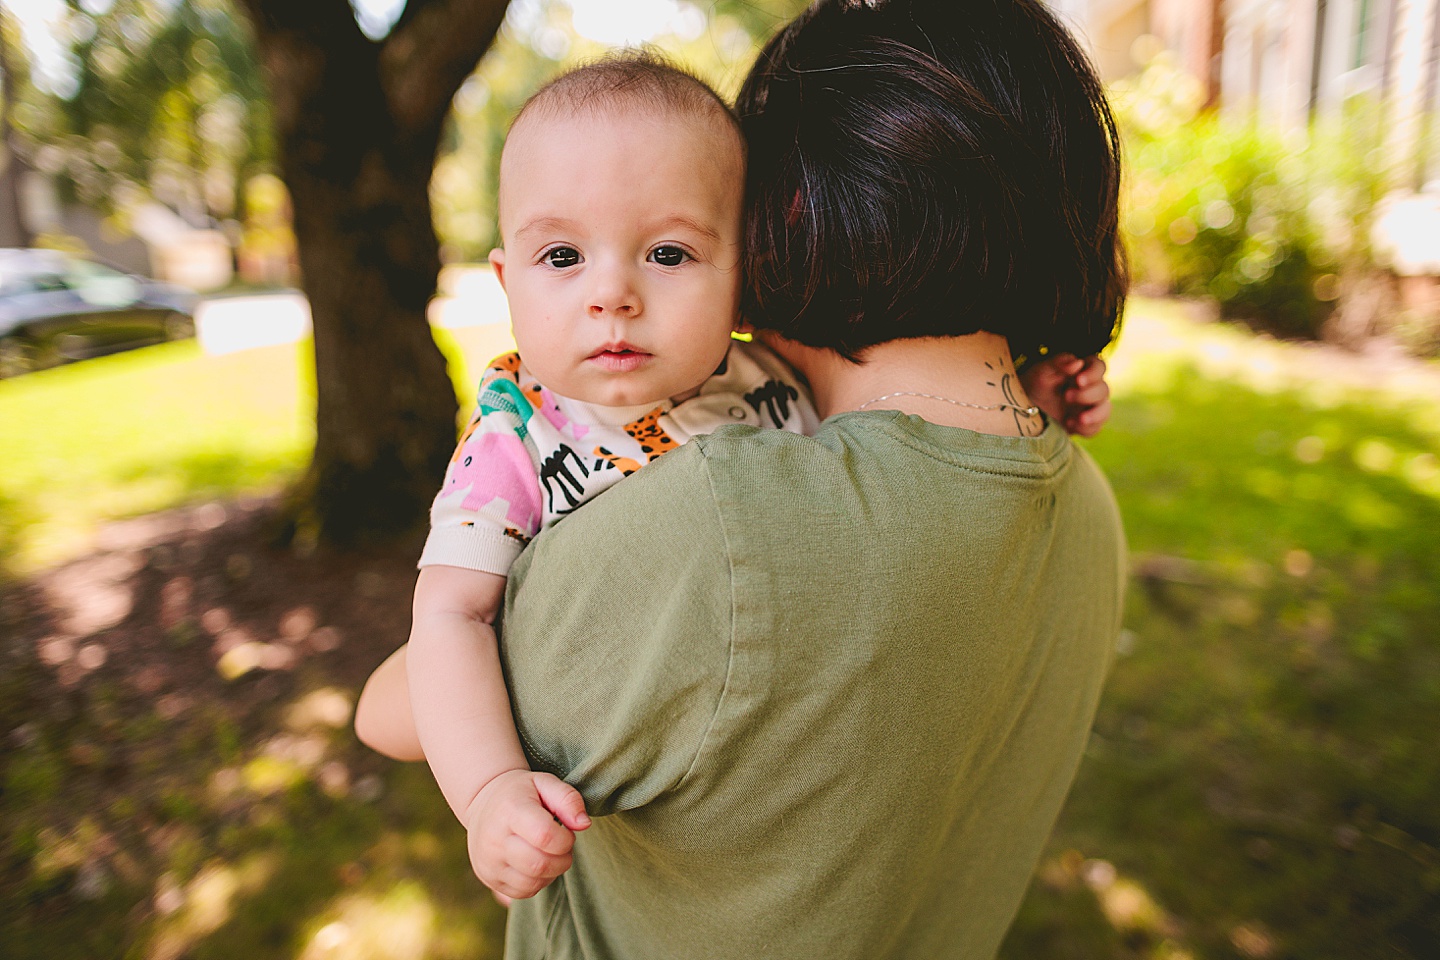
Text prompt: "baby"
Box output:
[[355, 52, 1109, 902]]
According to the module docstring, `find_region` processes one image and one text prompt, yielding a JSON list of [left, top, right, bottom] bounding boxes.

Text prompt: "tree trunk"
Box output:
[[282, 131, 458, 545], [238, 0, 509, 546]]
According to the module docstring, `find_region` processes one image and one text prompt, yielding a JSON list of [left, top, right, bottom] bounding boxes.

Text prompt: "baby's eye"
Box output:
[[543, 246, 581, 268], [648, 245, 691, 267]]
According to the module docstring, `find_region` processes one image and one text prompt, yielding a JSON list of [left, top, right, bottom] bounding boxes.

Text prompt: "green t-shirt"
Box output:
[[499, 411, 1126, 960]]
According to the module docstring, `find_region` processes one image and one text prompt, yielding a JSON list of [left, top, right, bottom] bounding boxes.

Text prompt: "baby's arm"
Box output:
[[1021, 353, 1111, 436], [405, 565, 591, 899], [355, 645, 423, 760]]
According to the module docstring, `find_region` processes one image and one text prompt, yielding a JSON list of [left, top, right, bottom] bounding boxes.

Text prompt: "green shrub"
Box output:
[[1114, 55, 1390, 339]]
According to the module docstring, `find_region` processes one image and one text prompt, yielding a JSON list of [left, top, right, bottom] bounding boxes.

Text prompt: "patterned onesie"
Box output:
[[419, 339, 818, 575]]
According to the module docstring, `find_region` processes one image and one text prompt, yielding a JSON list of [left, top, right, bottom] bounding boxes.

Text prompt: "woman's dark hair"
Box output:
[[737, 0, 1127, 361]]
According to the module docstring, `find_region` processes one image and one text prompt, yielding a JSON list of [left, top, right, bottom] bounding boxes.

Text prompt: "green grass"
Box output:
[[2, 302, 1437, 958], [0, 326, 509, 575], [0, 339, 313, 573], [0, 663, 507, 960]]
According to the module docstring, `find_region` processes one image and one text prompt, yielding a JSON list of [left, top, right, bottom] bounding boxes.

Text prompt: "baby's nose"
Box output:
[[588, 263, 642, 317]]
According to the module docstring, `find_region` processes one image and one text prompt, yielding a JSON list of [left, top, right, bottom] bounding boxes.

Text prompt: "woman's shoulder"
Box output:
[[514, 440, 726, 577]]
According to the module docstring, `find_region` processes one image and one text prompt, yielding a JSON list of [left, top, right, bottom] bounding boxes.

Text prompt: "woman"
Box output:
[[487, 1, 1126, 957]]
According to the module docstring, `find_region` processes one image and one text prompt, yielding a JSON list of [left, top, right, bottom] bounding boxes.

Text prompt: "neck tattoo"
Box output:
[[857, 392, 1040, 417]]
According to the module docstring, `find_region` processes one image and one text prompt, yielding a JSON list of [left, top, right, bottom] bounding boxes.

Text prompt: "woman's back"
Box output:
[[500, 414, 1125, 959]]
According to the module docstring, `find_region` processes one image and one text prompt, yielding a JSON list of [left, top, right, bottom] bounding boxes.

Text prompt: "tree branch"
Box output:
[[233, 0, 372, 140], [235, 0, 367, 49], [380, 0, 510, 137]]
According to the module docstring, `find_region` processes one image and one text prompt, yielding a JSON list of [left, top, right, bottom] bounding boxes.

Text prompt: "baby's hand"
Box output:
[[1021, 353, 1111, 437], [464, 769, 591, 901]]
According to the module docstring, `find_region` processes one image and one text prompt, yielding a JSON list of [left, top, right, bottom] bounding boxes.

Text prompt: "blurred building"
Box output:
[[1056, 0, 1440, 188], [1223, 0, 1439, 189], [1056, 0, 1440, 285], [1051, 0, 1225, 103], [0, 152, 232, 291]]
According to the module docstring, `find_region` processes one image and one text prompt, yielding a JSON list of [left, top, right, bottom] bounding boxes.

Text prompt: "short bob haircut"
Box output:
[[737, 0, 1127, 361]]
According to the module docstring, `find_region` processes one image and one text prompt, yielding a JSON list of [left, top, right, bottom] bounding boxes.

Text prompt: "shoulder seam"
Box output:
[[669, 439, 739, 795]]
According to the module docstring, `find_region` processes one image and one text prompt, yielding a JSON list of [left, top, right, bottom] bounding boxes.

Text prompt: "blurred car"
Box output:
[[0, 248, 201, 378]]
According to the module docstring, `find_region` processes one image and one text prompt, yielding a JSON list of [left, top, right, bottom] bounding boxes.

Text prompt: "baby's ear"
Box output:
[[488, 248, 507, 292]]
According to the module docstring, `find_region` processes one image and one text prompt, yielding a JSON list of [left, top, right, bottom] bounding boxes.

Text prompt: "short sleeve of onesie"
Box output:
[[418, 353, 548, 575]]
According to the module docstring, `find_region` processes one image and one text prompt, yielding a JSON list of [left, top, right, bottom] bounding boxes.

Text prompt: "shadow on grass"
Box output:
[[0, 501, 506, 960], [1003, 364, 1440, 960]]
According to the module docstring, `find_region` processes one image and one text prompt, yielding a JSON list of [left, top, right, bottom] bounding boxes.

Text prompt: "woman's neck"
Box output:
[[763, 332, 1043, 437]]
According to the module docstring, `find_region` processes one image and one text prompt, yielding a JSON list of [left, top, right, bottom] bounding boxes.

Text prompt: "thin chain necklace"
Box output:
[[857, 391, 1040, 418]]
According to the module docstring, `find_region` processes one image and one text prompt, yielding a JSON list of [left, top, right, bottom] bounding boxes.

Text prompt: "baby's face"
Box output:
[[490, 104, 744, 408]]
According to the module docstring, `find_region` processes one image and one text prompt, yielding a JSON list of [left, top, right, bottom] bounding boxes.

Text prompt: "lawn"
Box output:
[[0, 323, 514, 575], [1, 300, 1437, 959]]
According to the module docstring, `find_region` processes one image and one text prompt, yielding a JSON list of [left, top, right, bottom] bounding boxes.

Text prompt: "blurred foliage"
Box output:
[[1, 10, 36, 109], [11, 0, 271, 225], [1115, 54, 1392, 339], [236, 172, 297, 285]]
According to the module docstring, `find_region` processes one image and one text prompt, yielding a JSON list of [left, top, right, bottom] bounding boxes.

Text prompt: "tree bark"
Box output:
[[237, 0, 509, 546], [0, 12, 33, 249]]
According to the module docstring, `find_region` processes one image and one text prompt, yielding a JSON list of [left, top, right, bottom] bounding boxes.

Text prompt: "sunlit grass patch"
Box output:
[[0, 323, 515, 575], [0, 340, 313, 572], [297, 881, 440, 960]]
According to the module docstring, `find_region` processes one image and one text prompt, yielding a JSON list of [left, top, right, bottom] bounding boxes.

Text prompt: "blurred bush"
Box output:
[[1115, 54, 1391, 340]]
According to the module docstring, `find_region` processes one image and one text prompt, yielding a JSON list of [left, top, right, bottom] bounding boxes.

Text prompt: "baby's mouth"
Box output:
[[589, 344, 652, 371]]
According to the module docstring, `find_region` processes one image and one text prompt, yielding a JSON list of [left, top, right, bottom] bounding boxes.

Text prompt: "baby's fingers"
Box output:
[[512, 796, 578, 857], [1065, 376, 1110, 408], [535, 773, 591, 832], [493, 834, 572, 899], [1067, 398, 1111, 438], [505, 833, 574, 878], [1049, 352, 1085, 376], [1070, 354, 1107, 388]]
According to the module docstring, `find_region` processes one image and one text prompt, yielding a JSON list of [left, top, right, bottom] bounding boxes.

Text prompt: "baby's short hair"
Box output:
[[514, 50, 740, 142]]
